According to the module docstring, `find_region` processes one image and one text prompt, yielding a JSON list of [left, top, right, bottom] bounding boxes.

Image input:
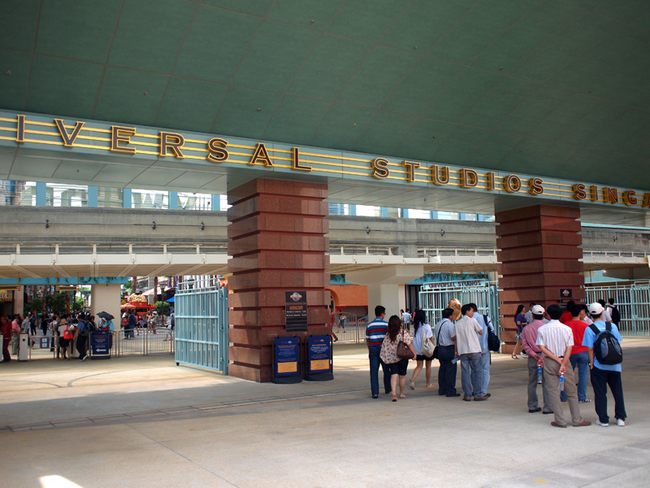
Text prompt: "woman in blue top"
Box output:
[[512, 304, 527, 359]]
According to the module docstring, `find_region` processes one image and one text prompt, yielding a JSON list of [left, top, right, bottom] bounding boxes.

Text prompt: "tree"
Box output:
[[24, 297, 43, 315], [155, 301, 171, 316], [72, 296, 84, 311], [51, 292, 68, 313]]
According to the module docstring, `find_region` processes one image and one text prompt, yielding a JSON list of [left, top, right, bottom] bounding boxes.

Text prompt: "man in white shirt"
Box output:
[[525, 303, 535, 325], [470, 303, 493, 398], [536, 304, 591, 428], [452, 304, 486, 401], [598, 299, 612, 323]]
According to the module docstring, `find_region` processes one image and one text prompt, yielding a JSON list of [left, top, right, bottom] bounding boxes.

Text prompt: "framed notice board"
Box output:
[[273, 336, 301, 384], [306, 335, 333, 381], [285, 291, 308, 332]]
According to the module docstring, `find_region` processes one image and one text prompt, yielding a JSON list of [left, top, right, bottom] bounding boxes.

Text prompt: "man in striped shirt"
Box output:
[[366, 305, 391, 399], [536, 304, 591, 428]]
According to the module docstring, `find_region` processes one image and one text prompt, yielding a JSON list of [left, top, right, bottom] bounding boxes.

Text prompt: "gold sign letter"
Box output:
[[643, 193, 650, 208], [604, 187, 618, 204], [16, 114, 25, 143], [573, 184, 586, 200], [623, 190, 637, 206], [590, 185, 599, 201], [431, 165, 449, 185], [249, 143, 273, 166], [504, 174, 521, 193], [461, 169, 478, 188], [159, 132, 185, 158], [291, 147, 311, 171], [54, 119, 85, 147], [372, 158, 389, 179], [111, 126, 136, 154], [402, 160, 420, 182], [207, 138, 229, 163], [487, 172, 495, 191], [529, 177, 543, 196]]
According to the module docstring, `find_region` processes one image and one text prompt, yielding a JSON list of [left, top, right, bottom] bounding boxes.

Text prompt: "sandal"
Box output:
[[392, 394, 397, 402], [409, 379, 415, 390]]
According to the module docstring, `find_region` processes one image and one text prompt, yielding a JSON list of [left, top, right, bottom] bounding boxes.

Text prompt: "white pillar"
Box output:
[[13, 286, 24, 316], [90, 284, 122, 331], [346, 265, 424, 318]]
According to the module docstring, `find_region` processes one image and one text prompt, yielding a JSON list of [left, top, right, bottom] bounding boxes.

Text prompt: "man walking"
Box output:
[[564, 304, 591, 404], [469, 303, 493, 398], [434, 308, 459, 397], [452, 304, 486, 401], [536, 304, 590, 428], [583, 302, 626, 427], [365, 305, 391, 399], [521, 304, 553, 414]]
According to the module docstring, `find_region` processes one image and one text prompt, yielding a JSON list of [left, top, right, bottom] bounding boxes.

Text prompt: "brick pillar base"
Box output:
[[496, 204, 585, 354], [227, 178, 330, 382]]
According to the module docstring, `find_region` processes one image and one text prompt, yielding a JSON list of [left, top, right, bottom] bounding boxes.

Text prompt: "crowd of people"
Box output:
[[364, 297, 627, 428], [0, 311, 112, 362]]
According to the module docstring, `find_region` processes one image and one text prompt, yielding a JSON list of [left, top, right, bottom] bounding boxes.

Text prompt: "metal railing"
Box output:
[[585, 282, 650, 335], [331, 314, 367, 344]]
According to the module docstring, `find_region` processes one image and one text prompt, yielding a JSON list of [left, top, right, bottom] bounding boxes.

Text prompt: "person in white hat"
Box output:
[[521, 304, 553, 414], [582, 302, 626, 427]]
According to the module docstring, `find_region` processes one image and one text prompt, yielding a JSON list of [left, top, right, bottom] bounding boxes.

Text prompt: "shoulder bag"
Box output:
[[420, 325, 435, 358], [396, 331, 415, 360], [432, 320, 444, 360]]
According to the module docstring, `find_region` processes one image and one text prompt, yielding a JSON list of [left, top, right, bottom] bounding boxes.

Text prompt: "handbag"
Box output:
[[485, 314, 500, 352], [396, 332, 415, 360], [432, 319, 445, 359], [420, 326, 435, 358]]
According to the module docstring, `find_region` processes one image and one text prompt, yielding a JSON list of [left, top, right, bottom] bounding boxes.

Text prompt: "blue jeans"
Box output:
[[460, 352, 482, 398], [368, 345, 391, 397], [477, 350, 490, 396], [560, 351, 589, 402]]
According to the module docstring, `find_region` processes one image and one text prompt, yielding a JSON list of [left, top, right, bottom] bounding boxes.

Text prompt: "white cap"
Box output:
[[589, 302, 604, 315], [532, 305, 545, 315]]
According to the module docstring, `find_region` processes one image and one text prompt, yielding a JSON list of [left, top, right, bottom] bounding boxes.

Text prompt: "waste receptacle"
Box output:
[[18, 333, 29, 361]]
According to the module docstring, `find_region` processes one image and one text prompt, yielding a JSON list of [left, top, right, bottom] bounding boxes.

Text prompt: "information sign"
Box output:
[[90, 330, 111, 359], [285, 291, 308, 332], [273, 337, 301, 383], [306, 335, 333, 381]]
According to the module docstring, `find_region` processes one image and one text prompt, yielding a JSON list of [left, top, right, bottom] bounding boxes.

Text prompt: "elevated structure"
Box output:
[[2, 2, 649, 379]]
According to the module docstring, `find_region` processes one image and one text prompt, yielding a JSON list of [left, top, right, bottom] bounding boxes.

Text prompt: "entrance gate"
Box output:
[[174, 277, 229, 373], [419, 280, 501, 335], [585, 282, 650, 335]]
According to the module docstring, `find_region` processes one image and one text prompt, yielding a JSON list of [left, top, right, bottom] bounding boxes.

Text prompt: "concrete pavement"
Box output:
[[1, 338, 649, 487]]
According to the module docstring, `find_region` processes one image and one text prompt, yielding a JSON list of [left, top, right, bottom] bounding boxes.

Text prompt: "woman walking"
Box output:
[[409, 310, 434, 389], [511, 304, 527, 359], [380, 315, 417, 402]]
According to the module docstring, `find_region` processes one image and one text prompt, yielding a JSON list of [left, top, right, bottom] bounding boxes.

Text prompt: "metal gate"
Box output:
[[174, 277, 229, 373], [419, 280, 501, 334], [585, 282, 650, 335]]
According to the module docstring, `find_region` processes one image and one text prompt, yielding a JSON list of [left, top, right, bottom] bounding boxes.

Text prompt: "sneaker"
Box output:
[[617, 419, 625, 427], [579, 399, 592, 404], [596, 420, 609, 427]]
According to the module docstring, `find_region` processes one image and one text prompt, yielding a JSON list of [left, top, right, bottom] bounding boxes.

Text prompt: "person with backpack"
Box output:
[[75, 317, 89, 361], [606, 298, 620, 326], [582, 302, 626, 427]]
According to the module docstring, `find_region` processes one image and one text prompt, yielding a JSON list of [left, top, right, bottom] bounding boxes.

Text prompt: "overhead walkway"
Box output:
[[1, 207, 650, 279]]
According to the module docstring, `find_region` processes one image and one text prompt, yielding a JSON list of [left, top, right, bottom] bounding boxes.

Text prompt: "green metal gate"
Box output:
[[418, 280, 501, 334], [175, 278, 229, 373], [585, 282, 650, 335]]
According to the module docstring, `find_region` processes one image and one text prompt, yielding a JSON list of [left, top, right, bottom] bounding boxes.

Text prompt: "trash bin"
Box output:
[[18, 333, 29, 361]]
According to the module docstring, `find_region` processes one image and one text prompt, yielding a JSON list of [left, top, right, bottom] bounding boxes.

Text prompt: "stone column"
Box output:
[[90, 284, 122, 332], [227, 178, 330, 382], [496, 204, 585, 354]]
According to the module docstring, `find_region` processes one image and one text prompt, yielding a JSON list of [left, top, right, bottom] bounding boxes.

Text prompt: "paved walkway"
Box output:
[[1, 338, 649, 487]]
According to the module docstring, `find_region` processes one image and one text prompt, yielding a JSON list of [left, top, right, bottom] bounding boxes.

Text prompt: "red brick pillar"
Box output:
[[227, 178, 330, 382], [496, 204, 585, 354]]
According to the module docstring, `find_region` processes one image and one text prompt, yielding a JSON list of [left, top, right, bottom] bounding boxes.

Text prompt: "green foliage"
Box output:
[[51, 292, 68, 313], [72, 296, 85, 311], [24, 297, 43, 314], [155, 301, 171, 316]]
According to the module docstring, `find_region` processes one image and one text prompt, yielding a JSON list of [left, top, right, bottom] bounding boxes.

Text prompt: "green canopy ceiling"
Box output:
[[1, 0, 649, 190]]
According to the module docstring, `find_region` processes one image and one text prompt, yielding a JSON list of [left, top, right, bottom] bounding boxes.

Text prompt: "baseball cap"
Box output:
[[589, 302, 604, 315], [532, 305, 545, 315]]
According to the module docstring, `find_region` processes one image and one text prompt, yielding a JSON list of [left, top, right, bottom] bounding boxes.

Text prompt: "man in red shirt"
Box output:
[[560, 300, 574, 324], [564, 304, 591, 403], [1, 316, 12, 362]]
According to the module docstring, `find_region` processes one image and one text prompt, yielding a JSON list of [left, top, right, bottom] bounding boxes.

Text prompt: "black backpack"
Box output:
[[484, 315, 500, 352], [589, 323, 623, 365]]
